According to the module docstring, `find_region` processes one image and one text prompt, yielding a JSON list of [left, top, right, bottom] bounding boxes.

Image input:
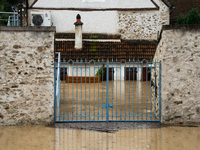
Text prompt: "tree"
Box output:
[[0, 2, 9, 26], [176, 8, 200, 25]]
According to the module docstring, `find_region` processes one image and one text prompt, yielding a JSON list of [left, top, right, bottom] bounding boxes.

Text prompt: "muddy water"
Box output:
[[0, 125, 199, 150]]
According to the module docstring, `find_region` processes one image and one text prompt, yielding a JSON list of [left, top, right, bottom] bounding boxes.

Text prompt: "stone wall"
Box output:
[[154, 25, 200, 124], [118, 0, 169, 40], [0, 26, 55, 125]]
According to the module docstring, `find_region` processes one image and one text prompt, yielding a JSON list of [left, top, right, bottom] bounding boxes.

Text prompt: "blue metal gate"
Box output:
[[54, 53, 161, 122]]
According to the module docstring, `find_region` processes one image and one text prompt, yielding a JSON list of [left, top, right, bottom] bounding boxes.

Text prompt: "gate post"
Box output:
[[106, 59, 109, 122]]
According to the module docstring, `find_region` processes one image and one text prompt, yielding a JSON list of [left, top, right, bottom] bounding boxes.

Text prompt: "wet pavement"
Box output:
[[0, 123, 199, 150]]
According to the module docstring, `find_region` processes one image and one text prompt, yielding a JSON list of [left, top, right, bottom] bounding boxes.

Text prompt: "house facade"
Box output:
[[28, 0, 171, 40], [27, 0, 171, 80]]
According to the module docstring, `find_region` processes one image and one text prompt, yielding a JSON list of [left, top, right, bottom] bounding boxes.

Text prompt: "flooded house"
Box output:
[[27, 0, 172, 81]]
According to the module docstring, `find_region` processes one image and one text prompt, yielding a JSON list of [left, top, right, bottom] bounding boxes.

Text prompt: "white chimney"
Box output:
[[74, 14, 83, 50]]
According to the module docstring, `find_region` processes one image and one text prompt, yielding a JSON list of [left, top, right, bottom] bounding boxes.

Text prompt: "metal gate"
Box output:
[[54, 53, 161, 122]]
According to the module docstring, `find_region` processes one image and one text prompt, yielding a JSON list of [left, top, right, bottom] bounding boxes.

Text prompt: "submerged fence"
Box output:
[[54, 55, 161, 122]]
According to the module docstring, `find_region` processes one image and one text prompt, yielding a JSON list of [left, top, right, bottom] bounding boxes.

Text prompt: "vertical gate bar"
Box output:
[[81, 59, 83, 121], [112, 59, 114, 120], [120, 61, 122, 121], [68, 62, 69, 121], [159, 61, 161, 122], [89, 61, 91, 121], [146, 62, 148, 121], [125, 60, 127, 121], [85, 59, 87, 120], [115, 59, 118, 120], [129, 59, 131, 120], [72, 62, 74, 121], [54, 62, 57, 122], [154, 60, 157, 120], [63, 60, 65, 121], [137, 60, 139, 120], [106, 59, 109, 122], [76, 59, 78, 120], [102, 59, 104, 120], [16, 14, 19, 26], [133, 59, 135, 120], [93, 61, 96, 121], [141, 62, 144, 121], [59, 61, 61, 121], [98, 59, 100, 121], [14, 13, 15, 26], [150, 61, 152, 121]]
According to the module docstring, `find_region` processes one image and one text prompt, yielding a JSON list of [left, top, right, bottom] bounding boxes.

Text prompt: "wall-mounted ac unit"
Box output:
[[31, 11, 51, 26]]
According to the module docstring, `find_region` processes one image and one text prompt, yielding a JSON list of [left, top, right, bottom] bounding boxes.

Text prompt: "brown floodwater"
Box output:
[[57, 81, 158, 122], [0, 124, 199, 150]]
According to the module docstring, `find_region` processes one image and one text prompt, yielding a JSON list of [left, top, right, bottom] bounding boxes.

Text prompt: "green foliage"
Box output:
[[95, 68, 104, 77], [0, 4, 9, 26], [90, 46, 97, 52], [90, 35, 98, 39], [0, 0, 22, 11], [0, 0, 20, 26], [176, 8, 200, 25], [90, 42, 97, 52]]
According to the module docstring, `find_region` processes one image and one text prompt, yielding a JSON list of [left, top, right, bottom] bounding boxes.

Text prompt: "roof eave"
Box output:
[[162, 0, 172, 8]]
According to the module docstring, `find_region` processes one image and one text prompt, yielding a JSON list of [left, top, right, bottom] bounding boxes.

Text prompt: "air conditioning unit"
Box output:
[[31, 11, 51, 26]]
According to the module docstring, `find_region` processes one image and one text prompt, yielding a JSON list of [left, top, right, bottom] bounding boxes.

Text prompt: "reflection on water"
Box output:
[[0, 125, 199, 150]]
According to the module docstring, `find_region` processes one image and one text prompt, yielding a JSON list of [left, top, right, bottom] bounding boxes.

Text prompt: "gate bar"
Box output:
[[159, 61, 162, 122], [106, 59, 109, 122]]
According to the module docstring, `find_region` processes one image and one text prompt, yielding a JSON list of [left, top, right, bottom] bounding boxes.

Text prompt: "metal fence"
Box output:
[[54, 53, 161, 122], [0, 12, 19, 26]]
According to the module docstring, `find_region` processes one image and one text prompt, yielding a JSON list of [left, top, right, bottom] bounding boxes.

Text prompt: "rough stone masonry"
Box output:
[[0, 26, 55, 125], [154, 25, 200, 124]]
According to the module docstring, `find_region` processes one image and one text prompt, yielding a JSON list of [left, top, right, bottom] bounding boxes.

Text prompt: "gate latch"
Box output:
[[102, 104, 113, 108]]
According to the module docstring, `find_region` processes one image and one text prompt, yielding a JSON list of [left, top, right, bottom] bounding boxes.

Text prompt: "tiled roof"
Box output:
[[55, 33, 121, 39], [55, 41, 157, 62], [169, 0, 200, 20]]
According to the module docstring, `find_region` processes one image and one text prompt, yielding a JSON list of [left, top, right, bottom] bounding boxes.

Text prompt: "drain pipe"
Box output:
[[74, 14, 83, 50]]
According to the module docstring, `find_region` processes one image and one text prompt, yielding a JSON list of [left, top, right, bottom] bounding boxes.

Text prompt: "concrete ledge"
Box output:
[[0, 26, 56, 32], [162, 25, 200, 30]]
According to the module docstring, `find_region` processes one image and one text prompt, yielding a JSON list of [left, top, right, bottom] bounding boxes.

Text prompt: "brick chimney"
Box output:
[[74, 14, 83, 50]]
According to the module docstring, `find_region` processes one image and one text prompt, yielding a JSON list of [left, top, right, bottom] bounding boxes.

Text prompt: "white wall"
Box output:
[[29, 10, 118, 34], [33, 0, 156, 9], [52, 11, 118, 34]]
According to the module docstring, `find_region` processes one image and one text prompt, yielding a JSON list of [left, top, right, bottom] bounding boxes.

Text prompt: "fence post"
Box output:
[[106, 59, 109, 122]]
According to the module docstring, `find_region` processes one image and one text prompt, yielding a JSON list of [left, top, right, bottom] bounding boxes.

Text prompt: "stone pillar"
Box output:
[[74, 14, 83, 50]]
